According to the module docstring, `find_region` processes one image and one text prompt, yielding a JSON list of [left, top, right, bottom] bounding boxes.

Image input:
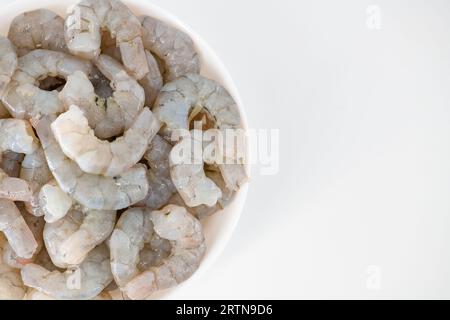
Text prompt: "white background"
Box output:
[[4, 0, 450, 299], [147, 0, 450, 299]]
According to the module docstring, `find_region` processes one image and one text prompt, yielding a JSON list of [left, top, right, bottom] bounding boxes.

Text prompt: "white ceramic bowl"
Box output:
[[0, 0, 249, 299]]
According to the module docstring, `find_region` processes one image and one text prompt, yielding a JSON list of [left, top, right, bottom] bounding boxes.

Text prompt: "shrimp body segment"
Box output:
[[169, 133, 222, 207], [0, 118, 38, 155], [65, 0, 149, 79], [36, 116, 149, 210], [0, 168, 32, 202], [21, 244, 113, 300], [51, 105, 160, 177], [94, 55, 146, 130], [154, 74, 248, 192], [109, 205, 205, 299], [8, 9, 68, 57], [59, 70, 124, 139], [154, 74, 241, 134], [44, 208, 116, 267], [38, 180, 73, 223], [0, 199, 38, 259], [2, 50, 95, 123], [138, 135, 177, 210], [0, 234, 26, 299], [0, 37, 18, 98], [141, 16, 200, 82], [20, 147, 53, 217]]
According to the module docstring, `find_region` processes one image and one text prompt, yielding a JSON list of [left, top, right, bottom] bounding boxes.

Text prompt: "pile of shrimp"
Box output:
[[0, 0, 247, 300]]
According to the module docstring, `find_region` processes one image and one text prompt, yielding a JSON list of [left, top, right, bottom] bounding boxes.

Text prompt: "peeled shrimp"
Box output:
[[1, 151, 24, 178], [0, 37, 18, 98], [110, 205, 205, 299], [140, 16, 200, 82], [8, 9, 68, 57], [51, 105, 159, 177], [1, 49, 94, 123], [65, 0, 149, 80], [38, 180, 73, 223], [154, 74, 241, 133], [59, 70, 124, 139], [168, 170, 235, 220], [44, 208, 116, 267], [100, 34, 162, 107], [19, 247, 60, 297], [154, 74, 248, 191], [0, 168, 32, 202], [0, 199, 38, 259], [0, 118, 38, 155], [170, 132, 222, 207], [2, 208, 45, 269], [138, 135, 177, 210], [21, 244, 113, 300], [139, 50, 163, 107], [0, 119, 37, 203], [20, 147, 53, 217], [203, 128, 248, 191], [36, 116, 149, 210], [0, 234, 26, 299], [94, 54, 145, 129]]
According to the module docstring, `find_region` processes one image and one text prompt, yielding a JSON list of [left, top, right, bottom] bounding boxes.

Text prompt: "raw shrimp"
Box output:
[[19, 249, 60, 298], [139, 51, 163, 107], [0, 37, 18, 98], [36, 116, 149, 210], [0, 118, 38, 154], [109, 205, 205, 299], [0, 168, 32, 202], [0, 102, 39, 191], [138, 135, 177, 210], [0, 199, 38, 259], [1, 151, 24, 178], [51, 105, 159, 177], [170, 132, 222, 207], [20, 147, 53, 217], [2, 208, 45, 269], [140, 16, 200, 82], [154, 73, 241, 132], [21, 244, 113, 300], [202, 128, 249, 191], [59, 70, 124, 139], [154, 74, 248, 191], [94, 54, 145, 129], [44, 208, 116, 267], [1, 49, 95, 123], [0, 234, 26, 299], [65, 0, 149, 79], [168, 170, 235, 220], [20, 148, 51, 186], [8, 9, 68, 57], [38, 180, 73, 223]]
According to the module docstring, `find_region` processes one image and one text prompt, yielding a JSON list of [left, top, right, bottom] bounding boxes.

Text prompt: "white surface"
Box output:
[[3, 0, 450, 299]]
